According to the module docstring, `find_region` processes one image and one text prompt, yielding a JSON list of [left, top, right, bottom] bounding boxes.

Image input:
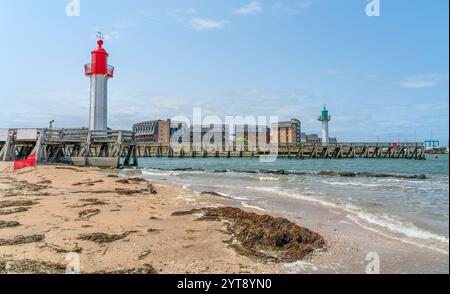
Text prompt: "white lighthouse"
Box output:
[[84, 39, 114, 131], [318, 106, 331, 146]]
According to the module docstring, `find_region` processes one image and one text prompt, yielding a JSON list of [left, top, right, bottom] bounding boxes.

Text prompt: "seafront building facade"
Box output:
[[271, 119, 302, 145], [133, 120, 171, 145], [234, 125, 271, 151], [191, 124, 230, 151], [133, 116, 337, 149]]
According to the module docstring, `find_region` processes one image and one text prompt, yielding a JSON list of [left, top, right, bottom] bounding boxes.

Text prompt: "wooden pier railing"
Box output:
[[0, 128, 138, 168], [1, 130, 427, 165], [131, 142, 426, 160]]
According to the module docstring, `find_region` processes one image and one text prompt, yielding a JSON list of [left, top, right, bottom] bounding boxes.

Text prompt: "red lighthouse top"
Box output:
[[85, 39, 114, 78]]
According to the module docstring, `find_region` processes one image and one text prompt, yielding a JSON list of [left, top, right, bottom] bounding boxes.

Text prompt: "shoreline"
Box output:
[[131, 167, 449, 274], [134, 166, 448, 255], [1, 163, 448, 274]]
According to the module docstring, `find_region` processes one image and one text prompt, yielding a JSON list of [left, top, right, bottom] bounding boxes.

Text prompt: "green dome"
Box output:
[[321, 106, 329, 121]]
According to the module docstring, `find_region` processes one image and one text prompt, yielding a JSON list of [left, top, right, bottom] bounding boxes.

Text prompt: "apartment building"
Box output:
[[235, 125, 271, 151], [191, 124, 230, 151], [133, 120, 171, 145], [272, 119, 301, 145]]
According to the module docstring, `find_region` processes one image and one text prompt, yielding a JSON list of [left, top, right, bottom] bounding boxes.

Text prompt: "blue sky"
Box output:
[[0, 0, 448, 143]]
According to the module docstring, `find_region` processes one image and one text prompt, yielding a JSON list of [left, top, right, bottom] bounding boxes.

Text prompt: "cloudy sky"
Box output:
[[0, 0, 448, 143]]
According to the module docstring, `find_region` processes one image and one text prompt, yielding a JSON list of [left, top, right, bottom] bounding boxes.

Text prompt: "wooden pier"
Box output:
[[0, 129, 138, 168], [132, 142, 426, 160], [1, 131, 426, 166]]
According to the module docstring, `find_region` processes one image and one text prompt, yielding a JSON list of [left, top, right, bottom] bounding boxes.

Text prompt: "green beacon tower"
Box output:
[[318, 106, 331, 146]]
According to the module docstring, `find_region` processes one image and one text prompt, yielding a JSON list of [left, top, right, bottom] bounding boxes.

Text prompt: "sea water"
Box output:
[[126, 154, 449, 254]]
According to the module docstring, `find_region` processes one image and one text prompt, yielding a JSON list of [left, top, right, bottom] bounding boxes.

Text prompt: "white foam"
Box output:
[[142, 169, 180, 177], [241, 202, 267, 212], [257, 176, 280, 182], [321, 180, 384, 188], [351, 210, 449, 245], [244, 185, 449, 254], [246, 186, 342, 209], [346, 214, 449, 255]]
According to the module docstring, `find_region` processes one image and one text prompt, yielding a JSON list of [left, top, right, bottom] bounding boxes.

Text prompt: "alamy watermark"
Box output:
[[65, 252, 80, 274], [366, 0, 381, 17], [165, 108, 280, 163], [365, 252, 380, 274], [65, 0, 80, 17]]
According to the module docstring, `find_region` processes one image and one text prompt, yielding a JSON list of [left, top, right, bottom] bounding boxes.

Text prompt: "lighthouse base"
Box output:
[[89, 75, 108, 131]]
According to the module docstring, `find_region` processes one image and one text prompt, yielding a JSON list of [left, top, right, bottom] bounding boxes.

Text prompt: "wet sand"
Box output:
[[0, 163, 281, 274], [0, 163, 448, 274]]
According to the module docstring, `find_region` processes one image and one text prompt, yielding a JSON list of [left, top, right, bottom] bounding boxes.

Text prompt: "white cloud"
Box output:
[[113, 21, 136, 30], [103, 31, 121, 41], [139, 9, 162, 22], [165, 9, 227, 32], [397, 73, 449, 89], [168, 8, 198, 22], [190, 18, 227, 31], [273, 0, 312, 15], [321, 69, 343, 76], [235, 1, 263, 16], [363, 73, 378, 80]]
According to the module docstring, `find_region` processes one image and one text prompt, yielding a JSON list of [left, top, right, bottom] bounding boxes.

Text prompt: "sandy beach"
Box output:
[[0, 163, 321, 274], [0, 162, 448, 274]]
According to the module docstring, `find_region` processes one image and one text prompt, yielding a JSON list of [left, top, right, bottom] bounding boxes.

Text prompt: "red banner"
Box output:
[[13, 154, 37, 171]]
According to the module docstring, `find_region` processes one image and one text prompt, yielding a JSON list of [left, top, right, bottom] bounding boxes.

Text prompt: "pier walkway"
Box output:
[[134, 142, 426, 160], [0, 128, 138, 168], [0, 129, 426, 168]]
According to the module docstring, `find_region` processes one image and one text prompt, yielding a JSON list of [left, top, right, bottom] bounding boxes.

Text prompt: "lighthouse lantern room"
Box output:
[[84, 39, 114, 131]]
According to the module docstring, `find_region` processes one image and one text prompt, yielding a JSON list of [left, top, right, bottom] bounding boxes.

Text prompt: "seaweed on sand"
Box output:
[[1, 180, 50, 197], [0, 234, 45, 246], [0, 200, 38, 209], [114, 188, 148, 196], [0, 260, 66, 274], [0, 259, 158, 274], [72, 180, 104, 186], [78, 231, 137, 244], [72, 198, 108, 208], [172, 207, 325, 262], [78, 209, 101, 219], [96, 264, 157, 274], [0, 207, 30, 215], [0, 221, 21, 229]]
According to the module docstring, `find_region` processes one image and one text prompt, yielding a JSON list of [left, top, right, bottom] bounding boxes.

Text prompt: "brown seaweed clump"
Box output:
[[0, 221, 21, 229], [128, 177, 148, 183], [95, 264, 157, 274], [0, 200, 38, 209], [0, 260, 66, 274], [75, 199, 108, 208], [0, 234, 45, 246], [116, 179, 130, 184], [78, 231, 137, 244], [78, 209, 101, 219], [172, 207, 325, 262], [114, 188, 148, 196], [0, 207, 30, 215], [0, 259, 157, 274]]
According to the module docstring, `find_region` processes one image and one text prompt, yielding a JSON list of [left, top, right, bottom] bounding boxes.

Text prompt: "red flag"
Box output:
[[13, 154, 37, 171]]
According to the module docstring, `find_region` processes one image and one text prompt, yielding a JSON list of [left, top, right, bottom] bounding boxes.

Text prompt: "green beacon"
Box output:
[[318, 106, 331, 145]]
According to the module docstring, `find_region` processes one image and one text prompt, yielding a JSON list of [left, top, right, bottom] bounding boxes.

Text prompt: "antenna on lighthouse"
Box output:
[[97, 31, 104, 40]]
